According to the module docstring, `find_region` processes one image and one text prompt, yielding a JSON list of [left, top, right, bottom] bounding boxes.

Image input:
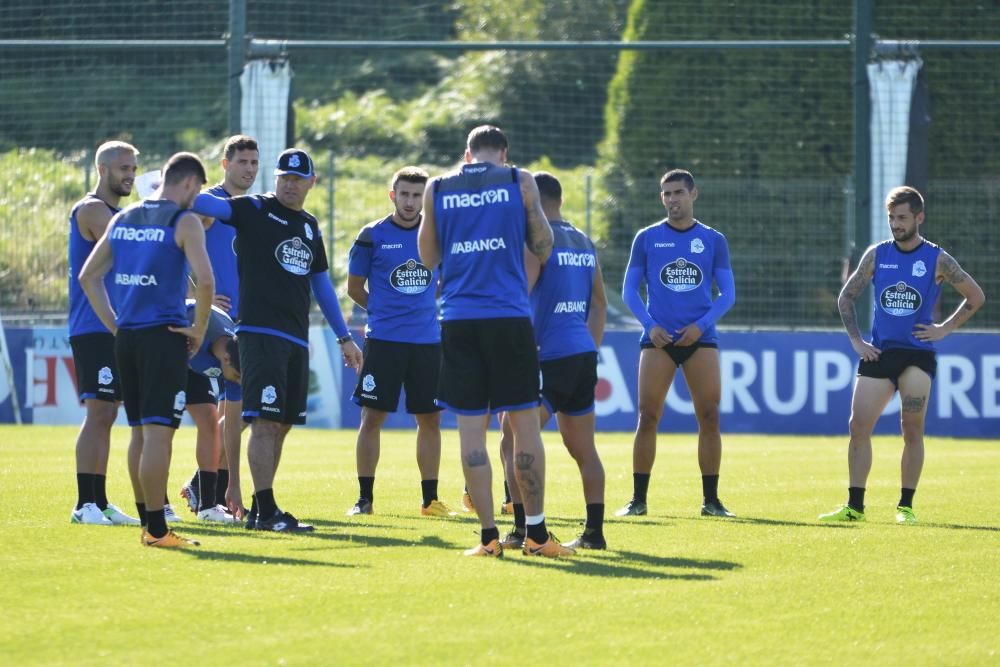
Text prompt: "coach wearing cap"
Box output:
[[193, 147, 363, 533]]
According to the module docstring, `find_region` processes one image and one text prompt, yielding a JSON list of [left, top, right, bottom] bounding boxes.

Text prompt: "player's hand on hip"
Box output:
[[851, 338, 881, 362], [649, 325, 672, 348], [673, 323, 702, 347], [212, 294, 232, 312], [168, 325, 204, 358], [342, 340, 363, 372], [913, 322, 948, 342]]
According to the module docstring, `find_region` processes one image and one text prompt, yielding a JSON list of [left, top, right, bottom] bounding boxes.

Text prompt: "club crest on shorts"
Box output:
[[173, 391, 186, 412], [97, 366, 113, 385], [912, 260, 927, 277], [262, 385, 278, 405], [690, 238, 705, 254], [362, 374, 376, 392]]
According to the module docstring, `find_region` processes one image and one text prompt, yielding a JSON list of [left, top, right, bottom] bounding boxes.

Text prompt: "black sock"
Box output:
[[848, 487, 866, 512], [420, 479, 438, 507], [899, 487, 916, 508], [249, 494, 258, 518], [164, 494, 170, 506], [358, 476, 375, 502], [512, 503, 526, 533], [481, 526, 499, 545], [633, 473, 651, 503], [147, 508, 168, 538], [256, 488, 277, 518], [75, 473, 96, 510], [197, 471, 218, 512], [94, 474, 109, 510], [216, 469, 229, 506], [526, 519, 548, 544], [135, 502, 147, 527], [188, 470, 199, 489], [503, 479, 511, 504], [702, 474, 720, 503], [586, 503, 605, 534]]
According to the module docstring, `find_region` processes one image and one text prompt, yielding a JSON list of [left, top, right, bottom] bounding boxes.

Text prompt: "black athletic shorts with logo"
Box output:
[[239, 331, 309, 425], [641, 341, 719, 368], [540, 351, 598, 416], [858, 347, 937, 388], [185, 368, 218, 406], [437, 317, 540, 415], [114, 326, 188, 428], [69, 332, 121, 403], [353, 338, 441, 414]]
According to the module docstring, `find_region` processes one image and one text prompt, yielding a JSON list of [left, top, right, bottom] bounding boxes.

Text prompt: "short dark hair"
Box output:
[[533, 171, 562, 203], [391, 166, 429, 190], [223, 135, 258, 161], [162, 152, 207, 186], [660, 169, 695, 192], [226, 337, 240, 374], [467, 125, 508, 153], [885, 186, 924, 215]]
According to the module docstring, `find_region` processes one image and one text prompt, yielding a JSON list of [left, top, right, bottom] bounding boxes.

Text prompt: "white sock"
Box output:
[[525, 513, 544, 525]]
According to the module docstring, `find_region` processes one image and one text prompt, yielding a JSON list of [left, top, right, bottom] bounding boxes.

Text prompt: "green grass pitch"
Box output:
[[0, 425, 997, 665]]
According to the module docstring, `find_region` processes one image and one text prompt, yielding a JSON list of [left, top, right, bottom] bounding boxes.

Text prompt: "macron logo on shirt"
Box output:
[[556, 251, 596, 267], [111, 226, 165, 243], [441, 188, 510, 210]]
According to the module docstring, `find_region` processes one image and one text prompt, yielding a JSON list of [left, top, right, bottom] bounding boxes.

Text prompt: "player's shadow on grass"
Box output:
[[288, 528, 462, 551], [508, 551, 742, 580], [656, 514, 856, 529], [919, 522, 1000, 533], [179, 549, 355, 568]]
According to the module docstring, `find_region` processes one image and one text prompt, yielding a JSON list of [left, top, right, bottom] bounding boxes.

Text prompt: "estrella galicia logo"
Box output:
[[97, 367, 113, 385], [390, 259, 432, 294], [659, 257, 703, 292], [880, 281, 922, 316], [274, 237, 313, 275], [912, 260, 927, 278]]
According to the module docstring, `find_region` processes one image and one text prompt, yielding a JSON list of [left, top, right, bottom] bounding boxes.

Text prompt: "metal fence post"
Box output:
[[853, 0, 873, 330], [228, 0, 246, 135]]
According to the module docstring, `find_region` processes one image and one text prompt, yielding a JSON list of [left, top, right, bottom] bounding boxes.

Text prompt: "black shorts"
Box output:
[[641, 341, 719, 367], [858, 347, 937, 388], [239, 332, 309, 425], [69, 332, 121, 403], [114, 326, 189, 428], [353, 338, 442, 414], [540, 351, 598, 416], [437, 317, 540, 415], [185, 369, 218, 406]]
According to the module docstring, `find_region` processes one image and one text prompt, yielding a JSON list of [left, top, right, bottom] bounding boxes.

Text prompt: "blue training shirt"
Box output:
[[348, 214, 440, 344], [870, 239, 942, 352], [433, 163, 530, 321], [203, 183, 240, 319], [531, 220, 598, 361], [626, 219, 732, 345], [68, 195, 118, 337], [186, 301, 242, 401], [109, 199, 189, 329]]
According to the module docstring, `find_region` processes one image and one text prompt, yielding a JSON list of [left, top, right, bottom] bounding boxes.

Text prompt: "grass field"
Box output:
[[0, 425, 997, 665]]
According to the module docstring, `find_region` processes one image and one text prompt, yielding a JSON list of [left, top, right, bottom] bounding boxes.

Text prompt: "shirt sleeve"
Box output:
[[713, 232, 732, 272], [622, 230, 655, 331], [348, 226, 374, 278], [309, 219, 330, 276]]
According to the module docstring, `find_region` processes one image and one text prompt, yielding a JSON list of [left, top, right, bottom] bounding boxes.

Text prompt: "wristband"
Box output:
[[336, 334, 353, 345]]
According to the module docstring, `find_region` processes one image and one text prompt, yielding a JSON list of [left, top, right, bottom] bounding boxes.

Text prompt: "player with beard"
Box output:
[[67, 140, 141, 527]]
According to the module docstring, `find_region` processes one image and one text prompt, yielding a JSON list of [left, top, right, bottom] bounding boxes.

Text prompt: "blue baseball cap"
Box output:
[[274, 148, 313, 178]]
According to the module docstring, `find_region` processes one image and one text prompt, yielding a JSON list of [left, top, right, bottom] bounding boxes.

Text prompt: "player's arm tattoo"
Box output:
[[902, 395, 926, 413], [939, 252, 968, 286], [525, 204, 553, 261], [838, 249, 874, 340], [464, 449, 488, 467]]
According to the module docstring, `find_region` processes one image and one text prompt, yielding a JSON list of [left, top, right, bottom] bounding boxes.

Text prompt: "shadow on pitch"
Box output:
[[179, 549, 355, 568], [652, 514, 857, 529], [919, 522, 1000, 533], [506, 550, 741, 580]]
